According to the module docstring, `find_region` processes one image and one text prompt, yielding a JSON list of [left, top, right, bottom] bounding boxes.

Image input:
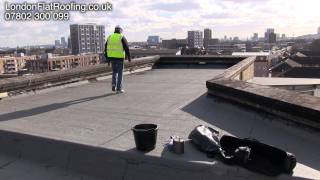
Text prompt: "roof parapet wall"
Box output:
[[207, 56, 320, 130], [0, 56, 160, 93]]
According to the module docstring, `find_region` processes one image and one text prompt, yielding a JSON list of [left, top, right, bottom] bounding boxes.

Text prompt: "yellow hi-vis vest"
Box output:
[[106, 33, 125, 58]]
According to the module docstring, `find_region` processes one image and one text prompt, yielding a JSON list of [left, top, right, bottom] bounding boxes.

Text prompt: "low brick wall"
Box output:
[[0, 56, 160, 94], [207, 56, 320, 130]]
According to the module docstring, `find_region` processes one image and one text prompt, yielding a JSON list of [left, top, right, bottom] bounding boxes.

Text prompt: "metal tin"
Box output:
[[172, 137, 184, 154]]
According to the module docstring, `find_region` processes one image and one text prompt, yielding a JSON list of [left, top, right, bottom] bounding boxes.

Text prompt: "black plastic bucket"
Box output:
[[132, 124, 158, 151]]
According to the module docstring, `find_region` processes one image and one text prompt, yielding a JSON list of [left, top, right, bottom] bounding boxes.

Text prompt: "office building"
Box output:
[[162, 39, 187, 49], [204, 28, 212, 49], [147, 36, 161, 46], [208, 38, 219, 46], [70, 24, 105, 55], [207, 44, 236, 54], [265, 28, 274, 34], [265, 28, 276, 44], [233, 36, 240, 42], [61, 37, 67, 48], [187, 31, 203, 48], [176, 39, 188, 48], [67, 36, 71, 49], [252, 33, 259, 41], [55, 40, 60, 47]]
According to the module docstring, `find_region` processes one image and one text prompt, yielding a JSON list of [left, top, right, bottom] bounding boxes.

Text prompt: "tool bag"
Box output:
[[220, 135, 297, 177], [188, 125, 221, 157]]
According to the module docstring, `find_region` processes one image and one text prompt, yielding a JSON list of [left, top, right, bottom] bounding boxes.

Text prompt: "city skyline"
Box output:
[[1, 0, 320, 47]]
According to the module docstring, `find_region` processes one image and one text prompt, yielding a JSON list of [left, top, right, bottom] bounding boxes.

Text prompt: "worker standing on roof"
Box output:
[[105, 25, 131, 93]]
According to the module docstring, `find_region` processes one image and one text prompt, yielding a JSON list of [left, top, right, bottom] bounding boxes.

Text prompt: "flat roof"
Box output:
[[0, 67, 319, 179]]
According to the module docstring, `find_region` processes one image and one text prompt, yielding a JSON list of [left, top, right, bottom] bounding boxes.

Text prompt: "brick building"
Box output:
[[48, 54, 100, 71], [26, 54, 101, 73], [0, 59, 4, 74], [0, 56, 37, 74]]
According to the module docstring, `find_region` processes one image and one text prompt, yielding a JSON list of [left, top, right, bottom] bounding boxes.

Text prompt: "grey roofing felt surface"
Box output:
[[0, 68, 319, 179]]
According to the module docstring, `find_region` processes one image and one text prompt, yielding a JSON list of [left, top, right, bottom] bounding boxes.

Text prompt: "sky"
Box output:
[[0, 0, 320, 47]]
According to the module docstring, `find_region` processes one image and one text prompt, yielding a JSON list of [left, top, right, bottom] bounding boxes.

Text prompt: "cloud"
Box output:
[[201, 12, 235, 19], [148, 0, 201, 12], [221, 0, 270, 3], [0, 0, 320, 47]]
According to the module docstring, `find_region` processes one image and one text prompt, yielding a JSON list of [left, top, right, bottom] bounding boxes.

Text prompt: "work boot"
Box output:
[[112, 86, 116, 92], [117, 89, 125, 94]]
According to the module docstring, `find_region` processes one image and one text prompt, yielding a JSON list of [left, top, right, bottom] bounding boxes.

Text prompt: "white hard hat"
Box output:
[[115, 25, 123, 32]]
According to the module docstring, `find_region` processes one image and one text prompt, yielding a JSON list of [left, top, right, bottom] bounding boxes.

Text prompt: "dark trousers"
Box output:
[[111, 60, 124, 90]]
